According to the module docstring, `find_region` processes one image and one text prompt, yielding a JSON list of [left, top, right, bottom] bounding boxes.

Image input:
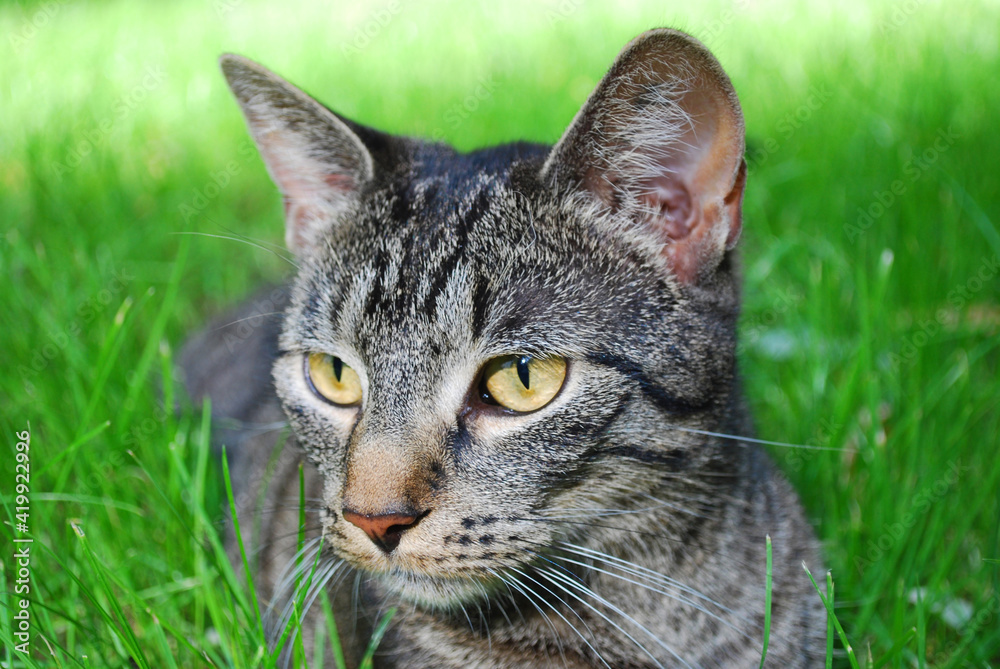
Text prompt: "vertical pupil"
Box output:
[[516, 356, 531, 389], [332, 356, 343, 382]]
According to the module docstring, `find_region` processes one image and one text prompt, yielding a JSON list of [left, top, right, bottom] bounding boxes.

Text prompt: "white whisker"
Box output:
[[173, 230, 299, 268], [558, 542, 742, 619], [532, 567, 666, 669], [538, 566, 693, 669], [546, 551, 753, 642], [271, 546, 331, 645], [499, 571, 571, 667], [507, 567, 611, 669], [268, 537, 323, 613], [665, 424, 847, 452], [211, 312, 285, 332], [276, 558, 343, 663]]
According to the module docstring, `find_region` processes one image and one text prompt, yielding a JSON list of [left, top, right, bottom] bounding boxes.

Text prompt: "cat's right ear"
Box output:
[[219, 54, 374, 255]]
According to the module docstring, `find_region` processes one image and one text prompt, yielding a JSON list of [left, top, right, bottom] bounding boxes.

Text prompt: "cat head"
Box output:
[[222, 29, 746, 608]]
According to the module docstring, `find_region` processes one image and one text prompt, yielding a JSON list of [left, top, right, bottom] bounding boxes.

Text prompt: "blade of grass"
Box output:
[[221, 444, 268, 652], [191, 387, 213, 644], [805, 564, 860, 669], [272, 539, 326, 659], [8, 537, 121, 668], [319, 589, 347, 669], [294, 462, 310, 666], [313, 616, 327, 669], [0, 623, 81, 669], [359, 608, 397, 669], [758, 534, 772, 668], [71, 522, 149, 669], [144, 607, 179, 669], [870, 628, 916, 669], [826, 572, 834, 669], [156, 613, 225, 667], [127, 413, 251, 618], [32, 494, 144, 516], [76, 291, 145, 436], [35, 419, 111, 479], [118, 235, 190, 430]]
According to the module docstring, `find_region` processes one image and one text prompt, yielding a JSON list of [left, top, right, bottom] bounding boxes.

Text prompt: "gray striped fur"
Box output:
[[181, 28, 824, 668]]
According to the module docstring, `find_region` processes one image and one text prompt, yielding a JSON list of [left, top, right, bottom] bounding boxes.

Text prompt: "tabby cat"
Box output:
[[180, 28, 825, 667]]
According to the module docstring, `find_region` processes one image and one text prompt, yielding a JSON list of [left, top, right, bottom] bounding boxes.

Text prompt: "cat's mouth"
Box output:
[[372, 568, 500, 608], [334, 541, 515, 608]]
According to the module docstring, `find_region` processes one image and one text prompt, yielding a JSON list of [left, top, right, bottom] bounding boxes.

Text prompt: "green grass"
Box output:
[[2, 0, 999, 666]]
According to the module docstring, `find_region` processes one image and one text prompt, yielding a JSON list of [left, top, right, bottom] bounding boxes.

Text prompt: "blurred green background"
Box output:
[[1, 0, 998, 666]]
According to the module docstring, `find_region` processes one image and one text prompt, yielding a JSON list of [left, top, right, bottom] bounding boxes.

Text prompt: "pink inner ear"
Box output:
[[258, 134, 360, 253], [642, 179, 695, 242], [261, 133, 354, 203], [641, 174, 709, 285], [324, 173, 356, 191], [634, 148, 745, 285], [629, 108, 745, 284]]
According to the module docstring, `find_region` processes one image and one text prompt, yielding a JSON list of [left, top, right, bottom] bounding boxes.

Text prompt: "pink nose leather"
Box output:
[[342, 510, 423, 553]]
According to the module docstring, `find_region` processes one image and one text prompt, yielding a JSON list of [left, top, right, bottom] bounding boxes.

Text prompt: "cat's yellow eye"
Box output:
[[480, 355, 567, 413], [306, 353, 362, 406]]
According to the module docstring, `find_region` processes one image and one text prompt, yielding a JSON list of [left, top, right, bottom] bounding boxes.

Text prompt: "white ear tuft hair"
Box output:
[[543, 29, 746, 285]]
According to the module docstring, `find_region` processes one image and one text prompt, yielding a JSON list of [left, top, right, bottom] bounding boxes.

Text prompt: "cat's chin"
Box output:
[[374, 569, 499, 610]]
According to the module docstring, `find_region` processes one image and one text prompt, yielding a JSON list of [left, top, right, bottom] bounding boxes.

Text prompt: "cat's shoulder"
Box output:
[[178, 285, 289, 430]]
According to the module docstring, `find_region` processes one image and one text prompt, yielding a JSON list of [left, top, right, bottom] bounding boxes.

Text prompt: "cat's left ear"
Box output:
[[542, 29, 746, 285], [220, 54, 374, 255]]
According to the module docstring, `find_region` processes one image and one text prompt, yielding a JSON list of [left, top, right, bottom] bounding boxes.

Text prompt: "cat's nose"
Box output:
[[341, 508, 427, 553]]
